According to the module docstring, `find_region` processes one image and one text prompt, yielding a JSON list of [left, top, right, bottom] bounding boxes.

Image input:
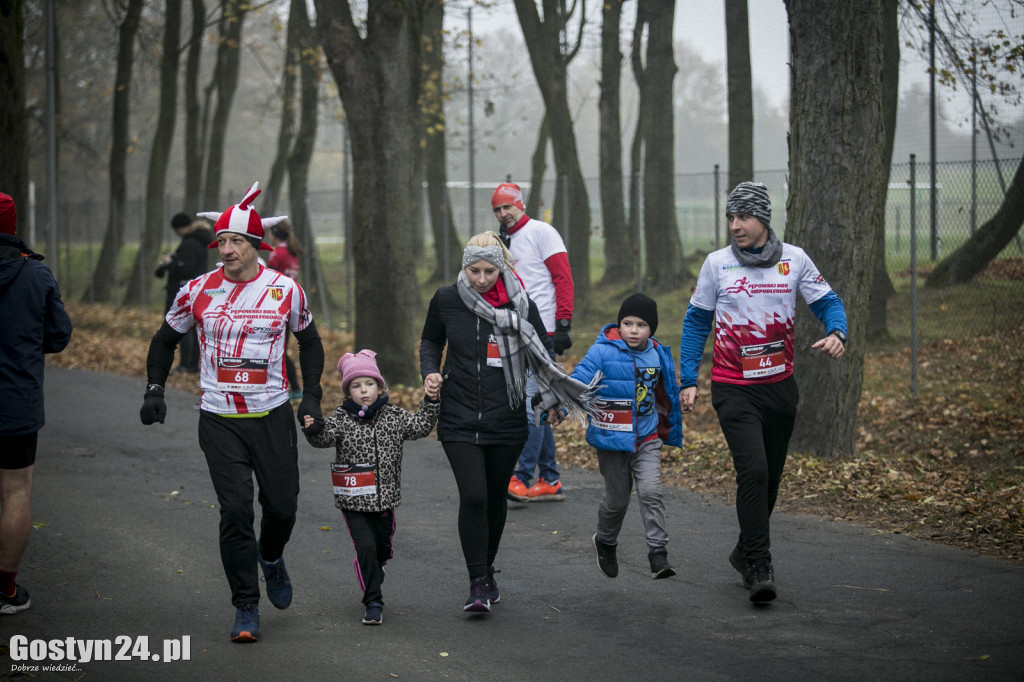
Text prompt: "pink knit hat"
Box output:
[[491, 182, 525, 211], [338, 349, 385, 394]]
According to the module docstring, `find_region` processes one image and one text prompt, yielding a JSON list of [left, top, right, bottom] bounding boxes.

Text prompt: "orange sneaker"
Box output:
[[507, 476, 529, 502], [527, 478, 564, 501]]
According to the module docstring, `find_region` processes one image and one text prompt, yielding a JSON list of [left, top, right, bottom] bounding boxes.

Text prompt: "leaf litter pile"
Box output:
[[54, 302, 1023, 564]]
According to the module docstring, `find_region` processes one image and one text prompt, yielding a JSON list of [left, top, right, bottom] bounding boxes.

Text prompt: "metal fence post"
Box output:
[[910, 154, 918, 398], [713, 164, 720, 250]]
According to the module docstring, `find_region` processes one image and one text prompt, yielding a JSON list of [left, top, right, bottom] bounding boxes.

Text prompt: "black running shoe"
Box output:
[[648, 547, 677, 580], [729, 544, 753, 589], [593, 534, 618, 578], [748, 560, 777, 603]]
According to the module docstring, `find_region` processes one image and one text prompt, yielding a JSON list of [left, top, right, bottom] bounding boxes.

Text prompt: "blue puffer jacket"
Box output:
[[570, 323, 682, 452]]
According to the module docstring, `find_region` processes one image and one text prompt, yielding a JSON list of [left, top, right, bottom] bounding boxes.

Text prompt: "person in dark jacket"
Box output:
[[154, 213, 214, 372], [420, 232, 599, 614], [0, 191, 73, 616]]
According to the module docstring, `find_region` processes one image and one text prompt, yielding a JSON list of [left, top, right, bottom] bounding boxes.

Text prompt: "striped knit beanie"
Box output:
[[725, 181, 772, 228]]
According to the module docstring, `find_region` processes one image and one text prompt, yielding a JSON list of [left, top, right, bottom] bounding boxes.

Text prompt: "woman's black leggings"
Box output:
[[441, 441, 523, 579]]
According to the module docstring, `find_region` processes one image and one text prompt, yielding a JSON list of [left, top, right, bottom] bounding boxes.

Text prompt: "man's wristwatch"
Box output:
[[829, 330, 847, 346], [557, 319, 571, 330]]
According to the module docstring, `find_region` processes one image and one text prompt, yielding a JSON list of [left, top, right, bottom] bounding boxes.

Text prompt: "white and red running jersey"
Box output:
[[689, 244, 833, 385], [166, 265, 313, 414]]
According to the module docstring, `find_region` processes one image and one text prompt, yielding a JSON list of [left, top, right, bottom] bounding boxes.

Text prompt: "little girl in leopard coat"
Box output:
[[303, 349, 440, 625]]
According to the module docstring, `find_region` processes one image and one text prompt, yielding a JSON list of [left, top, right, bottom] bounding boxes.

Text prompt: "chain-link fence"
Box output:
[[30, 157, 1024, 344]]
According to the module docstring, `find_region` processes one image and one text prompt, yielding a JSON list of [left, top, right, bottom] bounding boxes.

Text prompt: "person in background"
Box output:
[[266, 220, 304, 398], [140, 182, 325, 642], [154, 213, 214, 373], [678, 181, 847, 603], [303, 349, 439, 626], [491, 183, 575, 503], [0, 191, 73, 615], [420, 234, 598, 614], [565, 293, 682, 580]]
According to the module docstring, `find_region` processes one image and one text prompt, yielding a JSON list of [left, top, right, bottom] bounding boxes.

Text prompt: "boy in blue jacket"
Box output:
[[569, 293, 682, 579]]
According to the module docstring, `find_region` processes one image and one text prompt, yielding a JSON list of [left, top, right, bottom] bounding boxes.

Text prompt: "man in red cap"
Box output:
[[491, 182, 574, 503], [139, 183, 325, 643], [0, 191, 73, 616]]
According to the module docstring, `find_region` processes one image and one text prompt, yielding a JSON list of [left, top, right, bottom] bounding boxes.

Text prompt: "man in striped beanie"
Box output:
[[677, 181, 849, 604]]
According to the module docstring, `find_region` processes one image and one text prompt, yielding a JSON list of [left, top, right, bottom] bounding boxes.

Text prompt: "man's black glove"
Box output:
[[553, 320, 573, 354], [298, 395, 324, 436], [140, 384, 167, 425]]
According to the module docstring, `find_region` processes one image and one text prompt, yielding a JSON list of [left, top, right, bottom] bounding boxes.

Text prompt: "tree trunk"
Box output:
[[926, 153, 1024, 287], [785, 0, 888, 458], [421, 0, 462, 283], [725, 0, 753, 192], [201, 0, 247, 210], [599, 0, 629, 286], [639, 0, 683, 290], [84, 0, 143, 303], [315, 0, 426, 385], [513, 0, 591, 300], [128, 0, 183, 307], [525, 113, 548, 219], [286, 0, 320, 285], [264, 0, 302, 216], [0, 0, 28, 232], [627, 13, 646, 282], [183, 0, 205, 214], [867, 0, 899, 340]]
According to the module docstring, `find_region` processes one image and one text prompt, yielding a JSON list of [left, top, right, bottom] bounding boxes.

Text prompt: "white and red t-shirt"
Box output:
[[166, 265, 313, 414], [506, 217, 572, 333], [689, 244, 833, 385]]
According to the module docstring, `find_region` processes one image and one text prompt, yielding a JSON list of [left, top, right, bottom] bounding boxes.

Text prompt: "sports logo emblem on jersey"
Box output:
[[777, 262, 790, 276], [268, 285, 283, 301], [724, 277, 753, 297]]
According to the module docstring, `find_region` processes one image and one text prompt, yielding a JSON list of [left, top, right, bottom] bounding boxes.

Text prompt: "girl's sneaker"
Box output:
[[362, 601, 383, 625]]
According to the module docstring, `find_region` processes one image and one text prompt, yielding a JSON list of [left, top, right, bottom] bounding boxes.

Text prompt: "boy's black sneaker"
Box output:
[[648, 547, 676, 579], [592, 534, 618, 578], [748, 559, 777, 603], [729, 545, 753, 589]]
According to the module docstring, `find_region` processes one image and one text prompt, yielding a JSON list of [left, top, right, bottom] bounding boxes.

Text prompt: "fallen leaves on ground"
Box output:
[[53, 301, 1023, 564]]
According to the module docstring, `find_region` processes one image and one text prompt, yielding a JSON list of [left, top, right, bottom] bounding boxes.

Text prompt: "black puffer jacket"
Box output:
[[155, 226, 215, 307], [420, 284, 553, 446], [0, 234, 73, 436]]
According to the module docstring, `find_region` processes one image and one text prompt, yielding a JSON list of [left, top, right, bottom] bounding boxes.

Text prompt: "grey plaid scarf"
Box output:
[[456, 266, 602, 425]]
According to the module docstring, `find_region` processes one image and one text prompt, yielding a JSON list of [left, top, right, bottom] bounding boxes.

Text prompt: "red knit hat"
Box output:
[[338, 349, 386, 395], [0, 192, 16, 235], [199, 182, 286, 252], [491, 183, 525, 211]]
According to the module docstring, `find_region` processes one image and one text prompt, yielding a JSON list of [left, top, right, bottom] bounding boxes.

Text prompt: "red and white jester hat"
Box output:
[[199, 181, 286, 252]]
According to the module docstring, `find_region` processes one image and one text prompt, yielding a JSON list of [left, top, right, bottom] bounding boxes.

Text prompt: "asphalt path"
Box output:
[[1, 367, 1022, 680]]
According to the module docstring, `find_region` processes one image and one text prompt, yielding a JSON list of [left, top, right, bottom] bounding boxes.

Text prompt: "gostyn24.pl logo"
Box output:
[[9, 635, 190, 668]]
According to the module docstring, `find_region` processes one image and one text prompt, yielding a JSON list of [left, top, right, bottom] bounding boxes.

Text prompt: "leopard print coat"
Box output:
[[304, 398, 440, 512]]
